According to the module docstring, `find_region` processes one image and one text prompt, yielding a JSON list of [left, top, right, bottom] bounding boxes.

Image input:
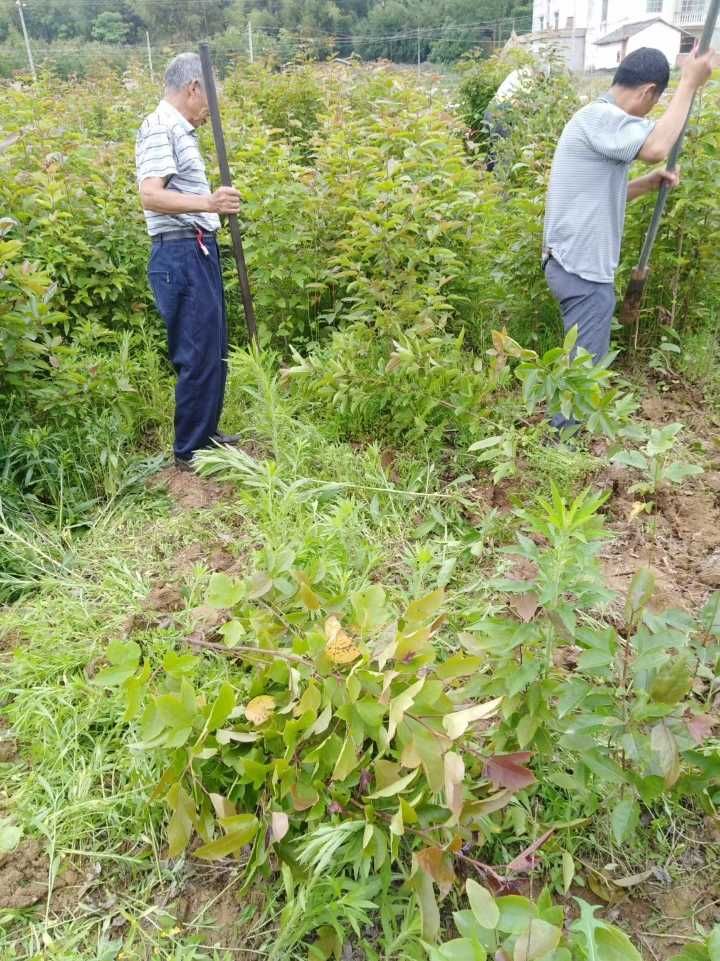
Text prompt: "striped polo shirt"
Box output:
[[135, 99, 220, 237], [543, 94, 654, 284]]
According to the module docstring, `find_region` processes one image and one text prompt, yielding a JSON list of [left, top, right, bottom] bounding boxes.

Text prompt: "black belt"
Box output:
[[152, 228, 217, 244]]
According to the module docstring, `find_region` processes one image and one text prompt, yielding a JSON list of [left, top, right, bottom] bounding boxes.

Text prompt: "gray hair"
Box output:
[[164, 52, 203, 92]]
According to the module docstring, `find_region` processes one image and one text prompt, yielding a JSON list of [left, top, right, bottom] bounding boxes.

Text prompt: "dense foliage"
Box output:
[[2, 58, 720, 959], [0, 0, 532, 77]]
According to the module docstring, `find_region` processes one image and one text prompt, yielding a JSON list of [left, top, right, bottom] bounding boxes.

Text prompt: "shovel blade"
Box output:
[[619, 266, 649, 326]]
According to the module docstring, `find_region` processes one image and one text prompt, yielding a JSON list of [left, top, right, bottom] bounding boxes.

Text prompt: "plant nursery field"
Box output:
[[1, 56, 720, 961]]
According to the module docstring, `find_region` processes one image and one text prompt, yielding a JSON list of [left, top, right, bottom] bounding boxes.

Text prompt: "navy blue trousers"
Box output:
[[148, 236, 228, 461]]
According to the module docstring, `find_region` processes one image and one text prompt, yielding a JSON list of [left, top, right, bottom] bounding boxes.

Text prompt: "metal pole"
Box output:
[[636, 0, 719, 275], [146, 31, 154, 83], [199, 42, 257, 344], [248, 21, 254, 64], [417, 26, 420, 76], [620, 0, 720, 324], [16, 0, 36, 82]]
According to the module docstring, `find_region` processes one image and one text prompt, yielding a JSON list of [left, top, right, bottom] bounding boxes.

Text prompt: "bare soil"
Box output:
[[170, 865, 267, 958], [0, 840, 81, 910], [149, 466, 234, 511]]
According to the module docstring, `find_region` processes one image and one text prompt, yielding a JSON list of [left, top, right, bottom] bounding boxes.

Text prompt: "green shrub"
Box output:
[[457, 49, 535, 144]]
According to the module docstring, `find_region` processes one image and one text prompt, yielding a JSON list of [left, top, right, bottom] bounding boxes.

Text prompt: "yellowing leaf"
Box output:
[[388, 677, 425, 740], [415, 845, 456, 897], [629, 501, 648, 521], [513, 919, 562, 961], [332, 735, 361, 781], [245, 695, 276, 726], [443, 697, 503, 740], [443, 751, 465, 823], [650, 722, 680, 787], [367, 767, 419, 799], [324, 615, 361, 664], [466, 878, 499, 929], [271, 811, 289, 843]]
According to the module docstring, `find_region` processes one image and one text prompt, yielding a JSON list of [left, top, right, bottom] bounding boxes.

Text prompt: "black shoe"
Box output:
[[174, 456, 195, 473], [211, 432, 242, 446]]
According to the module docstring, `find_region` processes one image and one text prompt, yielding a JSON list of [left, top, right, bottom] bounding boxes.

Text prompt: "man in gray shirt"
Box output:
[[543, 46, 713, 389], [136, 53, 243, 470]]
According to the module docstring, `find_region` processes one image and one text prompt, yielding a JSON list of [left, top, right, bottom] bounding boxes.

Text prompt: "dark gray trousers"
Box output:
[[544, 257, 616, 429], [545, 256, 615, 362]]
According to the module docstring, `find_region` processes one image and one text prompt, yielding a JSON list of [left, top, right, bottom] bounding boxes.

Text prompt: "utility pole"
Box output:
[[416, 25, 421, 77], [16, 0, 36, 82], [145, 30, 154, 83], [248, 21, 254, 63]]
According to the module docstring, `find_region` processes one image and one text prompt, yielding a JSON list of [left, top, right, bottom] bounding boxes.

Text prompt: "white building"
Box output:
[[524, 0, 704, 70]]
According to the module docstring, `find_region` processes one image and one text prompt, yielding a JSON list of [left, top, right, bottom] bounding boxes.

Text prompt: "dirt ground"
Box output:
[[597, 383, 720, 616], [149, 466, 235, 511]]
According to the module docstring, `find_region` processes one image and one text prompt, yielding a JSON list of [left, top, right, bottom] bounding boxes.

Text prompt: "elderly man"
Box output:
[[136, 52, 241, 470]]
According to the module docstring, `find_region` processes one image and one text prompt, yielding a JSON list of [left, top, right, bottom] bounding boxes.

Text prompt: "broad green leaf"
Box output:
[[707, 925, 720, 961], [649, 656, 692, 705], [513, 919, 562, 961], [404, 588, 444, 626], [195, 816, 258, 860], [92, 638, 141, 686], [611, 450, 648, 471], [571, 898, 641, 961], [206, 682, 235, 732], [664, 462, 703, 484], [594, 923, 643, 961], [469, 435, 504, 452], [166, 781, 195, 858], [496, 895, 538, 934], [411, 867, 440, 942], [611, 798, 639, 845], [207, 572, 244, 609], [466, 879, 499, 929], [431, 938, 487, 961], [351, 584, 388, 633], [650, 723, 680, 786], [122, 661, 150, 722], [0, 819, 22, 854], [582, 749, 626, 785], [625, 568, 655, 625]]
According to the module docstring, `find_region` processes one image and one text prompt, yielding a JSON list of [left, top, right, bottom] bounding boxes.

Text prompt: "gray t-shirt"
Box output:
[[543, 94, 654, 284]]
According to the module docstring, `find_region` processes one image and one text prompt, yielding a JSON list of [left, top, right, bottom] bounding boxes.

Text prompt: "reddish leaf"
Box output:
[[415, 845, 456, 897], [686, 713, 716, 744], [484, 752, 535, 791], [509, 592, 539, 623], [506, 828, 554, 874]]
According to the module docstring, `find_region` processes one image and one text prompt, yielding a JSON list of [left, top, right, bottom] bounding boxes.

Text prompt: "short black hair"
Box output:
[[613, 47, 670, 92]]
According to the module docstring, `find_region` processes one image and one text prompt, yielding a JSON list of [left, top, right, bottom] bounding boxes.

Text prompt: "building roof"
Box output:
[[516, 27, 587, 41], [595, 17, 682, 44]]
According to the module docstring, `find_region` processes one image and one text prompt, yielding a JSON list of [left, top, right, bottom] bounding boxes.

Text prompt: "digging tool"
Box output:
[[199, 41, 257, 344], [619, 0, 720, 327]]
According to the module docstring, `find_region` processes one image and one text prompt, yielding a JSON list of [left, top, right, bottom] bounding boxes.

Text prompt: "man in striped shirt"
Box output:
[[543, 46, 713, 411], [136, 52, 242, 470]]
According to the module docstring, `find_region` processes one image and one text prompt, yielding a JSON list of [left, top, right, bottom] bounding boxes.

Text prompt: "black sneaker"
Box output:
[[174, 456, 195, 473], [211, 432, 242, 445]]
